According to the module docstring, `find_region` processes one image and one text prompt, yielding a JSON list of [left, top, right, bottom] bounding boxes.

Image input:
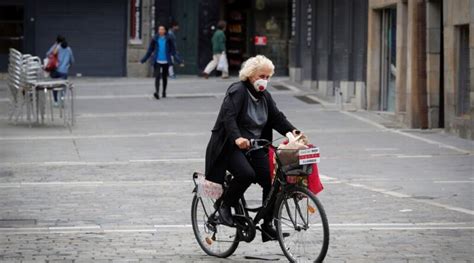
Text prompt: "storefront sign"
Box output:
[[130, 0, 142, 43], [254, 36, 267, 46]]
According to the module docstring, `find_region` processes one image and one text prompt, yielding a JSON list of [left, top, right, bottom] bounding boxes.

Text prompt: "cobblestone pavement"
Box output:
[[0, 76, 473, 262]]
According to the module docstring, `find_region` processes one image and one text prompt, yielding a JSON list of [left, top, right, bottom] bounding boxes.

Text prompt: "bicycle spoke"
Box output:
[[192, 195, 239, 258], [284, 197, 298, 229], [293, 196, 309, 227], [276, 187, 329, 262]]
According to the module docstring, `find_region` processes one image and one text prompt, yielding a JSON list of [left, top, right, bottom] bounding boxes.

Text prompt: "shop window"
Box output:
[[253, 0, 290, 75], [130, 0, 143, 44], [457, 25, 470, 116]]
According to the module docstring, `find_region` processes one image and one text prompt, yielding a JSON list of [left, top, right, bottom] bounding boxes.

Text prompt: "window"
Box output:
[[457, 25, 470, 116]]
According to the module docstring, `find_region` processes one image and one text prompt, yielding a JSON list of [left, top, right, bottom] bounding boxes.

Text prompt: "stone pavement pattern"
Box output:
[[0, 77, 473, 262]]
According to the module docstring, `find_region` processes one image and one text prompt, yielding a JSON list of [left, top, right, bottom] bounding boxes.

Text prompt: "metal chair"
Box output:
[[7, 48, 75, 127], [7, 48, 33, 125], [23, 57, 74, 126]]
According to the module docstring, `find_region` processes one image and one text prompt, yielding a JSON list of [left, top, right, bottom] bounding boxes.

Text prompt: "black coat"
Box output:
[[205, 81, 296, 184], [140, 34, 182, 66]]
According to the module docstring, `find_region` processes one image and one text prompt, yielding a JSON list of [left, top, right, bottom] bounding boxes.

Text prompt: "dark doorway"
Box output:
[[457, 25, 470, 116], [171, 0, 199, 74], [0, 4, 24, 71], [224, 0, 251, 74]]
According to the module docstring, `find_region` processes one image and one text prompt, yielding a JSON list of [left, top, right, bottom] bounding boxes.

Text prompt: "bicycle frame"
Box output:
[[193, 138, 309, 229], [192, 138, 329, 262], [240, 143, 295, 226]]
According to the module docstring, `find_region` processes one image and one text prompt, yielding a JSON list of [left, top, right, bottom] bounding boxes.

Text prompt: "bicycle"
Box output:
[[191, 138, 329, 262]]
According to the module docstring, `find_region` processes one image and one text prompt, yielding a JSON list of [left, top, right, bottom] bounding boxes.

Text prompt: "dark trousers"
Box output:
[[50, 70, 68, 102], [224, 148, 272, 221], [154, 63, 169, 95]]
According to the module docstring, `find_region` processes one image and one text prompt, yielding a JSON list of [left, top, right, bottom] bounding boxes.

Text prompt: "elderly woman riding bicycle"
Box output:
[[205, 55, 301, 242]]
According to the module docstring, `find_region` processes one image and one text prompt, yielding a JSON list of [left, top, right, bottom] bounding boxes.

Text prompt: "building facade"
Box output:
[[1, 0, 471, 139], [289, 0, 473, 139], [289, 0, 369, 109], [0, 0, 148, 77], [0, 0, 292, 77], [365, 0, 473, 139]]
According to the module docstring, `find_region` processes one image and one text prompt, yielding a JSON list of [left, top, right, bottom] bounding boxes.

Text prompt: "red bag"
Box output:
[[45, 50, 59, 72], [268, 147, 324, 195]]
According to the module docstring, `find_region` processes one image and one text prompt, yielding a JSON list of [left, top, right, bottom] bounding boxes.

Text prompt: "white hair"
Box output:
[[239, 55, 275, 81]]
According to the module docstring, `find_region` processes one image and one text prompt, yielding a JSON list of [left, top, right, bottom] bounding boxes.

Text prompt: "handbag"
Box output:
[[216, 52, 228, 72], [44, 47, 59, 72], [269, 137, 324, 195]]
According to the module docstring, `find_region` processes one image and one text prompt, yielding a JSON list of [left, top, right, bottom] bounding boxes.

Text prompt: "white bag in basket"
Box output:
[[197, 173, 223, 199], [216, 52, 228, 72], [277, 133, 309, 166]]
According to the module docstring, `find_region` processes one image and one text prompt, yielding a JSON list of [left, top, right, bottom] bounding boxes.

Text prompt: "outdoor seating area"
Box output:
[[7, 48, 74, 127]]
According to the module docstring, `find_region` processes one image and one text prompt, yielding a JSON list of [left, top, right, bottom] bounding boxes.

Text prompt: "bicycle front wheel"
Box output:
[[191, 195, 239, 258], [275, 186, 329, 263]]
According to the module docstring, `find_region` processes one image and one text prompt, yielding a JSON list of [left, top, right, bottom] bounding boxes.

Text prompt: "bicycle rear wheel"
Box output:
[[191, 195, 239, 258], [275, 186, 329, 263]]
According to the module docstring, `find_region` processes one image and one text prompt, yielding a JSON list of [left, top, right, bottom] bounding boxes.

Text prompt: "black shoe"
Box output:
[[162, 92, 166, 98], [261, 221, 289, 242], [218, 203, 234, 226], [153, 93, 160, 100]]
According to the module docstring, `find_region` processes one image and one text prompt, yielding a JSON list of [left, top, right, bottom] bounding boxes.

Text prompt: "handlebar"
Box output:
[[246, 139, 273, 155]]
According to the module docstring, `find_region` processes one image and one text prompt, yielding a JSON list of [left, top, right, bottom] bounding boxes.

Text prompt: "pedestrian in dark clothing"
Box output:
[[167, 21, 184, 79], [141, 25, 182, 99], [205, 55, 302, 242], [203, 20, 228, 79]]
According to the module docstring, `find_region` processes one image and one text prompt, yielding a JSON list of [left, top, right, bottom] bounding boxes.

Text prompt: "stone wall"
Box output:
[[367, 0, 473, 139]]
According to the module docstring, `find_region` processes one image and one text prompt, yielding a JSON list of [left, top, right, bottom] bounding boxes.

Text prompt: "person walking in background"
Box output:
[[141, 25, 182, 100], [203, 20, 228, 79], [167, 21, 184, 79], [46, 35, 74, 106]]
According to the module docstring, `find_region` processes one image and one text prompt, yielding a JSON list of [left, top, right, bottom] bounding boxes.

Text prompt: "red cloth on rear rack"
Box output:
[[268, 147, 324, 195]]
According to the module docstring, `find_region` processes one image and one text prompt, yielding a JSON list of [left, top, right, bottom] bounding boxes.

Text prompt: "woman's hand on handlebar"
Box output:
[[235, 137, 250, 150], [292, 129, 303, 137]]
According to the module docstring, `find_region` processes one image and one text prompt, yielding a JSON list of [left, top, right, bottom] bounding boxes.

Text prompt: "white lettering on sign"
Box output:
[[135, 0, 141, 40], [299, 147, 320, 165]]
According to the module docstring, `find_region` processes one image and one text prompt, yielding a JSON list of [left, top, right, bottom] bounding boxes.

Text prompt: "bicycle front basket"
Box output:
[[276, 148, 300, 166]]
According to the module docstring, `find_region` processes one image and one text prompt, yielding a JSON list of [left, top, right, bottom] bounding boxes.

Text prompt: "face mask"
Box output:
[[253, 79, 268, 92]]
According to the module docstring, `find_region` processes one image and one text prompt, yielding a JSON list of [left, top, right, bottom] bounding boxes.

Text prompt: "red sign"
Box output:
[[254, 36, 267, 46]]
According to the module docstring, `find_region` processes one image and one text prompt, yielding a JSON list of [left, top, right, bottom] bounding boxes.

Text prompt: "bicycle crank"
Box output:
[[233, 215, 256, 243]]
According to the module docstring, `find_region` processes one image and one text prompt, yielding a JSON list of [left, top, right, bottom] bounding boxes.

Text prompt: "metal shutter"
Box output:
[[34, 0, 127, 76]]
